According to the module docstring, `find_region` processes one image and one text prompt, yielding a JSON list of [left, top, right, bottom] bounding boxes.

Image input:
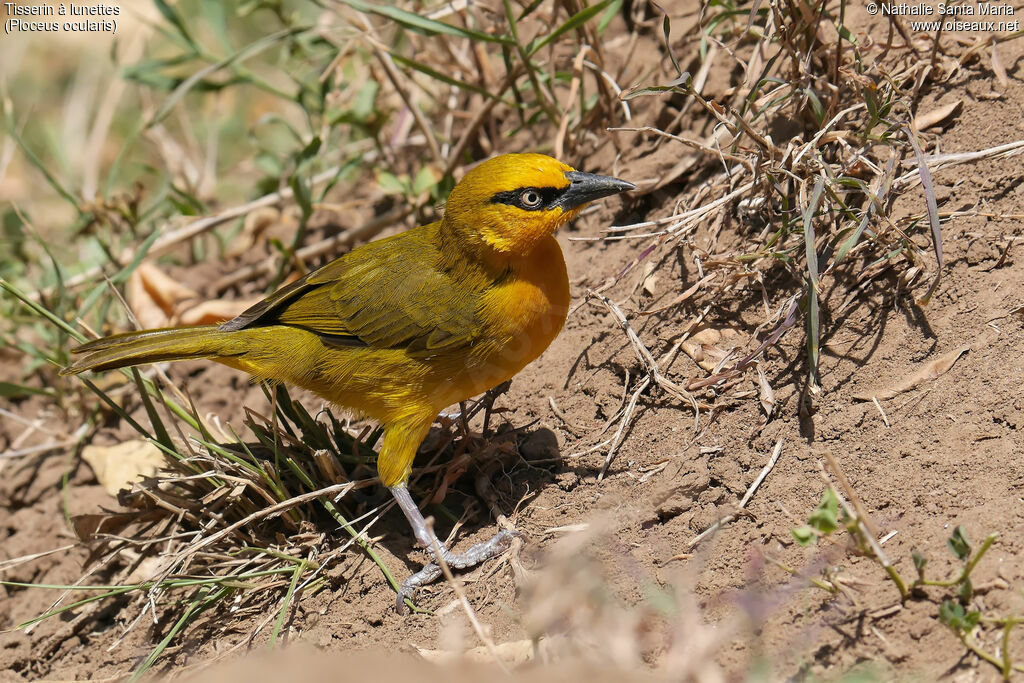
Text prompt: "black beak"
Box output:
[[554, 171, 635, 211]]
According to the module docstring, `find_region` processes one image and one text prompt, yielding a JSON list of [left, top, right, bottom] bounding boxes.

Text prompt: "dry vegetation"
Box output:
[[2, 0, 1024, 680]]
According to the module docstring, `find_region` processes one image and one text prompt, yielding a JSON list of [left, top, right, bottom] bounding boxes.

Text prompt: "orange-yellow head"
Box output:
[[443, 153, 634, 256]]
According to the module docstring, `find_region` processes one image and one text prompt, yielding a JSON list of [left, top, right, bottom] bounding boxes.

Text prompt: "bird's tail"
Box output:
[[61, 325, 246, 375]]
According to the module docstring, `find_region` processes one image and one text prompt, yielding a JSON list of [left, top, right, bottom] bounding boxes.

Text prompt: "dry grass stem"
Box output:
[[689, 437, 782, 547], [424, 518, 510, 675]]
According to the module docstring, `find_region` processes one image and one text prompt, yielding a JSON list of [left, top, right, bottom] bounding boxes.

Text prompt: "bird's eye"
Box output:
[[520, 190, 542, 208]]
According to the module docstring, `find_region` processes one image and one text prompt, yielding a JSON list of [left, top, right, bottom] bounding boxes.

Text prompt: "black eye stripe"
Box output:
[[490, 186, 564, 211]]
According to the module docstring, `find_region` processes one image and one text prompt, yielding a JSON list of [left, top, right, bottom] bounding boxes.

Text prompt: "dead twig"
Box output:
[[689, 437, 783, 547], [586, 291, 698, 479]]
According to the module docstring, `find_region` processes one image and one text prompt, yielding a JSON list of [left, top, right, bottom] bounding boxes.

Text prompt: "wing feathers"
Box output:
[[218, 223, 486, 354]]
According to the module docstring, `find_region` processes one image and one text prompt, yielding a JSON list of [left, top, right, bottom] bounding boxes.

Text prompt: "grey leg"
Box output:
[[390, 485, 521, 612]]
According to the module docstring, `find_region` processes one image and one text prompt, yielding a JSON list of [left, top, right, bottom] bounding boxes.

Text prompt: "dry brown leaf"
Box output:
[[913, 100, 963, 131], [176, 296, 262, 325], [227, 206, 281, 257], [127, 261, 198, 328], [641, 264, 658, 297], [853, 347, 969, 401], [71, 510, 163, 541], [681, 327, 743, 373], [991, 43, 1009, 89], [757, 365, 776, 418], [82, 439, 167, 496]]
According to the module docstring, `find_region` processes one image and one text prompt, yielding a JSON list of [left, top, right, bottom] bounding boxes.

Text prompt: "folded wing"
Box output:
[[220, 226, 485, 355]]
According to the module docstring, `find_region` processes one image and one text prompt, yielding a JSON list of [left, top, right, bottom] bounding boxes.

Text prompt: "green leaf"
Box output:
[[807, 488, 839, 536], [620, 73, 691, 101], [938, 600, 981, 633], [598, 0, 624, 32], [833, 156, 896, 267], [804, 87, 825, 125], [412, 166, 439, 195], [351, 80, 380, 122], [654, 1, 681, 76], [151, 0, 199, 51], [791, 525, 816, 546], [149, 27, 309, 128], [375, 171, 409, 195], [803, 177, 825, 278], [289, 174, 313, 220], [3, 116, 82, 213], [905, 125, 944, 305], [938, 600, 965, 629], [803, 177, 825, 390], [0, 381, 53, 399], [948, 526, 971, 561], [390, 54, 496, 101], [296, 136, 322, 166]]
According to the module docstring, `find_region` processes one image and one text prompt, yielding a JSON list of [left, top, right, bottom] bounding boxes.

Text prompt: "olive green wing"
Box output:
[[220, 227, 483, 354]]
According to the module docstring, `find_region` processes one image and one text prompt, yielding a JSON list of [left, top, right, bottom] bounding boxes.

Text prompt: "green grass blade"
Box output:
[[527, 0, 614, 56], [129, 587, 229, 682], [833, 155, 896, 266], [803, 177, 825, 286], [80, 377, 152, 438], [131, 369, 175, 453], [148, 27, 310, 128], [803, 177, 825, 391], [1, 120, 81, 213], [151, 0, 200, 51], [905, 126, 944, 305], [268, 559, 308, 648], [390, 54, 501, 102], [0, 277, 86, 343], [337, 0, 512, 44], [13, 585, 141, 629]]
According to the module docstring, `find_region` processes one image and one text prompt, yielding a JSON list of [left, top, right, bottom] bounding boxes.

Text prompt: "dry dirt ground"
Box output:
[[3, 11, 1024, 683]]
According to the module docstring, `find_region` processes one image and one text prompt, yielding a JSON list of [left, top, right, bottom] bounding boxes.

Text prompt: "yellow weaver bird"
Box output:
[[63, 153, 634, 606]]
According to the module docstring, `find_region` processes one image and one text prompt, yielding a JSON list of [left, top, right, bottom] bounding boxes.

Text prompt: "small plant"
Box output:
[[788, 476, 1021, 679]]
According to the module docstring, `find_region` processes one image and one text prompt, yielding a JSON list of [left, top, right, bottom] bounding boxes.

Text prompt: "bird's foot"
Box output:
[[396, 528, 522, 613]]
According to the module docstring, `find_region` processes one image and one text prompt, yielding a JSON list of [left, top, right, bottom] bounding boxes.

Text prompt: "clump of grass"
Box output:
[[582, 0, 1024, 464]]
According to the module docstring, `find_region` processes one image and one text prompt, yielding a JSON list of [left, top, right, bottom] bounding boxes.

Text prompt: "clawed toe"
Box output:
[[395, 529, 523, 613]]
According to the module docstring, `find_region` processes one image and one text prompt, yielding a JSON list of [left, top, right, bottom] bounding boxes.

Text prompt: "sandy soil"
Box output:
[[3, 7, 1024, 683]]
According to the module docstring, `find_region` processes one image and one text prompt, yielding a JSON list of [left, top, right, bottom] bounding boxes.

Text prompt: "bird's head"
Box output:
[[443, 153, 634, 256]]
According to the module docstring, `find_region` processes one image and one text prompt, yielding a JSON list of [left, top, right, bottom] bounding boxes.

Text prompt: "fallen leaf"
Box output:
[[991, 43, 1009, 89], [227, 207, 281, 258], [643, 262, 659, 296], [82, 439, 167, 496], [681, 327, 743, 373], [853, 347, 969, 401], [71, 510, 162, 541], [757, 365, 776, 419], [128, 261, 198, 328], [913, 99, 963, 131]]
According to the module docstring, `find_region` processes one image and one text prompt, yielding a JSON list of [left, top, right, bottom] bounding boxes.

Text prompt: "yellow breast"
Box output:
[[455, 235, 570, 400]]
